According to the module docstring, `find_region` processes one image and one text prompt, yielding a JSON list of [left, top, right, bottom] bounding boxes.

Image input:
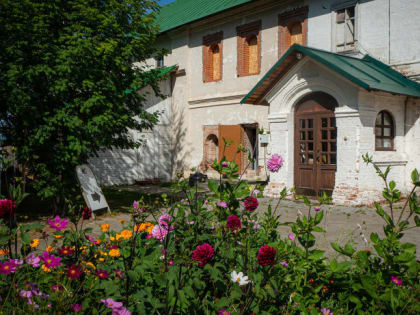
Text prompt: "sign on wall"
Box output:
[[76, 164, 110, 215]]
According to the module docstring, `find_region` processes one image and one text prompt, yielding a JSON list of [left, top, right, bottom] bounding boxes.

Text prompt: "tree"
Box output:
[[0, 0, 165, 212]]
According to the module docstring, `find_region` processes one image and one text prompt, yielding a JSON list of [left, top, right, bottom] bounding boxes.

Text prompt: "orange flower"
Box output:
[[119, 230, 132, 240], [134, 222, 154, 234], [110, 236, 116, 241], [46, 246, 54, 253], [109, 249, 120, 257], [99, 257, 105, 262], [0, 248, 10, 256], [101, 224, 110, 233], [54, 234, 64, 239], [84, 261, 96, 270], [120, 219, 125, 224], [42, 265, 51, 273], [30, 239, 40, 248]]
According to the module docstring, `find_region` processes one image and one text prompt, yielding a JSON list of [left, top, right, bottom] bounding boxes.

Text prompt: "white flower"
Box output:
[[230, 271, 250, 286]]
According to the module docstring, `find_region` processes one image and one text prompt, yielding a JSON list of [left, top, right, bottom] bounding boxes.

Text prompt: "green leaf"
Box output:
[[389, 180, 396, 190], [415, 216, 420, 227], [208, 179, 218, 193], [303, 196, 311, 206], [314, 210, 323, 225], [411, 169, 419, 184], [312, 226, 325, 233], [370, 232, 380, 243]]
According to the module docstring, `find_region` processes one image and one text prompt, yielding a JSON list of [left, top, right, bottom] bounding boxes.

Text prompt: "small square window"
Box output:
[[156, 56, 164, 68], [335, 6, 356, 52]]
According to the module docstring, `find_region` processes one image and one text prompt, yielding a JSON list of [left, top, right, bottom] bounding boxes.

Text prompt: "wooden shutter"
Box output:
[[218, 125, 243, 172]]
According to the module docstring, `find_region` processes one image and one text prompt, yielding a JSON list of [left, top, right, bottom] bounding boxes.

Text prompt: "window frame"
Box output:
[[237, 20, 261, 77], [375, 110, 395, 151], [203, 32, 223, 83], [278, 6, 308, 57], [332, 1, 358, 53], [155, 56, 164, 68]]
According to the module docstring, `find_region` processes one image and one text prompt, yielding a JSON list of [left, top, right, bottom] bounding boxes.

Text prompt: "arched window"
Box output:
[[210, 44, 221, 81], [246, 35, 259, 75], [205, 134, 219, 164], [375, 111, 394, 150], [289, 22, 303, 46]]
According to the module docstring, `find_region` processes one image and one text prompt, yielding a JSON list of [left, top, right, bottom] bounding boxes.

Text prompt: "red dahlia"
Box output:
[[226, 215, 241, 230], [65, 264, 83, 279], [82, 207, 92, 220], [0, 199, 16, 220], [58, 246, 74, 256], [95, 269, 109, 279], [257, 245, 276, 266], [244, 197, 258, 212], [192, 243, 214, 268]]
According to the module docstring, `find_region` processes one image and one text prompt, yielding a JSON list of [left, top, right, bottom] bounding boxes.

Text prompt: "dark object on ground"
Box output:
[[189, 173, 208, 187], [135, 179, 161, 185]]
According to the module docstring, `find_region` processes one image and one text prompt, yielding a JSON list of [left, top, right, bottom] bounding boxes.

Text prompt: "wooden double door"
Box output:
[[294, 92, 338, 196]]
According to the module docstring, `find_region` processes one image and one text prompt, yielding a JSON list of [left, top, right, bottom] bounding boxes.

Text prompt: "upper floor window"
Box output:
[[237, 21, 261, 77], [203, 32, 223, 82], [156, 56, 164, 68], [335, 6, 356, 52], [375, 110, 394, 150], [278, 7, 308, 56]]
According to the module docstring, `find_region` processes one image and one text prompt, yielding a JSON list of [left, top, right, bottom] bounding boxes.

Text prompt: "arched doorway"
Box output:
[[294, 92, 338, 196]]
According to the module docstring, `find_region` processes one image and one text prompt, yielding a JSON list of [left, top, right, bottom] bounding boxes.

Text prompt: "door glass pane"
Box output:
[[330, 129, 337, 139], [331, 142, 337, 152], [308, 131, 313, 140], [308, 119, 313, 128], [330, 154, 336, 165], [321, 154, 328, 164], [384, 127, 391, 136], [322, 142, 328, 152], [375, 127, 382, 136], [322, 130, 328, 139], [300, 154, 306, 163], [383, 113, 392, 125], [330, 117, 336, 127], [308, 153, 314, 164], [375, 113, 382, 125], [300, 143, 306, 152], [308, 142, 313, 151], [300, 119, 305, 128], [300, 131, 306, 140], [383, 139, 392, 148], [376, 138, 382, 148], [322, 118, 328, 128]]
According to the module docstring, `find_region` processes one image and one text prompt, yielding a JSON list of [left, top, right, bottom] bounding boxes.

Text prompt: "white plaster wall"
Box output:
[[89, 79, 174, 186]]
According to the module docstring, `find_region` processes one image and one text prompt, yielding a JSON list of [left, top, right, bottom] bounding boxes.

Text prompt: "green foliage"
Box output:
[[0, 0, 164, 205], [0, 154, 419, 314]]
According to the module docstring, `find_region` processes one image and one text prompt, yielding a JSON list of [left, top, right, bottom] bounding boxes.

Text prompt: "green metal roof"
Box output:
[[124, 65, 177, 94], [156, 0, 253, 33], [241, 44, 420, 104]]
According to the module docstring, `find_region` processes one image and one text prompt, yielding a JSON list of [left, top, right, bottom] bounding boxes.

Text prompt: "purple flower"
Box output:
[[101, 298, 123, 309], [151, 225, 169, 242], [72, 304, 82, 312], [159, 214, 174, 231], [280, 261, 289, 267], [47, 216, 68, 231], [288, 233, 295, 241], [10, 259, 23, 266], [114, 269, 124, 279], [132, 200, 140, 210], [26, 253, 41, 267], [221, 161, 229, 167], [314, 206, 321, 212], [321, 308, 333, 315], [0, 261, 17, 275], [40, 251, 62, 268], [218, 201, 227, 209], [267, 154, 283, 173], [218, 310, 230, 315], [20, 290, 33, 299], [391, 275, 402, 286]]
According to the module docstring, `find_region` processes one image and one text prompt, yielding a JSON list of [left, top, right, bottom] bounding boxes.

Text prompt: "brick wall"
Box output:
[[237, 21, 261, 77], [203, 32, 223, 83], [278, 6, 308, 57]]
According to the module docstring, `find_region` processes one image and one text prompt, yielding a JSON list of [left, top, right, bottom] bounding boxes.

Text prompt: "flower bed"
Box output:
[[0, 153, 420, 314]]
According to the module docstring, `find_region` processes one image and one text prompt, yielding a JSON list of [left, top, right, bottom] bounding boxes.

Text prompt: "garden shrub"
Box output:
[[0, 152, 419, 314]]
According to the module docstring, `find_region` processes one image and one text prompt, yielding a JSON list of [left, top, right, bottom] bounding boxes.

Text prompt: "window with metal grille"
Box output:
[[375, 111, 394, 150], [335, 6, 356, 52]]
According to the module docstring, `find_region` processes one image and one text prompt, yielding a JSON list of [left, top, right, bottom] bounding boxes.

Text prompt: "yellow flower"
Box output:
[[248, 186, 252, 191], [99, 257, 105, 262], [0, 248, 10, 256], [119, 230, 132, 240], [110, 236, 115, 241], [120, 219, 125, 224], [54, 234, 63, 239], [46, 246, 54, 253], [109, 249, 120, 257], [30, 239, 40, 248], [84, 261, 96, 270], [42, 265, 51, 273], [101, 224, 110, 233]]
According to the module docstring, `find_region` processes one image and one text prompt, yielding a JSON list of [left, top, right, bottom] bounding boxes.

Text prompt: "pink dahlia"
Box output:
[[0, 260, 17, 275], [40, 251, 62, 268], [244, 197, 258, 212], [226, 215, 241, 230], [218, 310, 230, 315], [72, 304, 82, 312], [159, 214, 174, 231], [321, 308, 333, 315], [218, 201, 228, 209], [391, 275, 402, 286], [267, 154, 283, 173], [26, 253, 41, 268], [47, 216, 68, 231], [257, 245, 276, 266], [151, 225, 168, 242], [288, 233, 295, 241], [192, 243, 214, 267]]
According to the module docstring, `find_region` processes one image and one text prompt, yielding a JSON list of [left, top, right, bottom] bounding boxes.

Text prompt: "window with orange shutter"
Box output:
[[237, 21, 261, 77], [203, 32, 223, 83], [278, 7, 308, 57]]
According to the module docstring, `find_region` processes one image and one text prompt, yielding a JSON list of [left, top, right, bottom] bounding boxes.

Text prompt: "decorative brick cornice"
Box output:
[[237, 20, 261, 77], [278, 6, 308, 57]]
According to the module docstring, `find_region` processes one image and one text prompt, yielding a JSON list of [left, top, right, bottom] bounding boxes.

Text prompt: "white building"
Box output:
[[90, 0, 420, 205]]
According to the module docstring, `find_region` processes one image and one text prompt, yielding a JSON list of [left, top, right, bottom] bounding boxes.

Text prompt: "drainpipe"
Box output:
[[404, 96, 409, 190], [388, 0, 391, 63]]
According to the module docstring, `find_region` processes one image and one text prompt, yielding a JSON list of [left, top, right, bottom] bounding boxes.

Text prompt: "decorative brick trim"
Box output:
[[237, 20, 261, 77], [203, 31, 223, 83], [278, 6, 308, 57]]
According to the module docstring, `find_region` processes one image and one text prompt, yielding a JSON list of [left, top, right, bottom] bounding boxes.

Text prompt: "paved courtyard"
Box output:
[[84, 190, 420, 259]]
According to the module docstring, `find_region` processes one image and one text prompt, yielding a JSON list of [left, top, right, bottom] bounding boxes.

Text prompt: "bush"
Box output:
[[0, 152, 419, 314]]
